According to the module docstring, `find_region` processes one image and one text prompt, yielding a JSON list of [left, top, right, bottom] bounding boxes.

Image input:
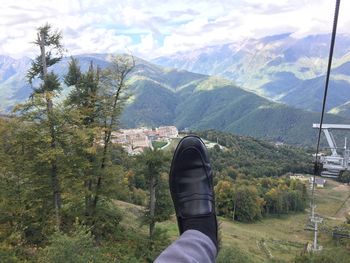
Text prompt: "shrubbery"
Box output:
[[38, 226, 107, 263], [217, 246, 252, 263], [215, 177, 308, 222]]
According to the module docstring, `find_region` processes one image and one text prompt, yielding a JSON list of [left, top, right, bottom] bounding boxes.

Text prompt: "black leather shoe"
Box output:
[[169, 135, 218, 247]]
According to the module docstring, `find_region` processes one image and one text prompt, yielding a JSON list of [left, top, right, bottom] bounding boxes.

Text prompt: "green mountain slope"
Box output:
[[121, 79, 178, 127], [121, 63, 348, 146], [1, 54, 348, 146]]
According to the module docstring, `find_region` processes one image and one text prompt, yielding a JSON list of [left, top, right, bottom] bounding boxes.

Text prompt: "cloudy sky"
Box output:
[[1, 0, 349, 59]]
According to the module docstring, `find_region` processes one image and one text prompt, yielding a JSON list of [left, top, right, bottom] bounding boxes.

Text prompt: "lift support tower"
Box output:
[[313, 124, 350, 177]]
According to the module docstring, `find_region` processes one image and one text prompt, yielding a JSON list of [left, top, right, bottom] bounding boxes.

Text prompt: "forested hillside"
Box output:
[[199, 130, 313, 178], [2, 54, 349, 146], [122, 63, 348, 146]]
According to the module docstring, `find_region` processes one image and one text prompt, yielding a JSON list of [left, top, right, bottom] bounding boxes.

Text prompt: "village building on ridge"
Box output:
[[111, 126, 178, 155]]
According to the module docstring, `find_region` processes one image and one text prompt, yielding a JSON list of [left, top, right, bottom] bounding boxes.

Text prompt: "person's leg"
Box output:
[[155, 230, 216, 263], [155, 135, 218, 262]]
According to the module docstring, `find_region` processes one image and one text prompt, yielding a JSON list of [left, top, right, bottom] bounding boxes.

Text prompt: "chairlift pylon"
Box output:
[[312, 124, 350, 177]]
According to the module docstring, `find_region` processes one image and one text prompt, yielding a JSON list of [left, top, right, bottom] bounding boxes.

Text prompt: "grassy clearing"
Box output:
[[165, 137, 181, 151], [115, 178, 350, 262], [218, 214, 309, 262], [313, 178, 350, 220], [152, 141, 167, 149]]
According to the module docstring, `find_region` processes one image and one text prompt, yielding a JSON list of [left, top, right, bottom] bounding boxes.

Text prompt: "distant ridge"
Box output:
[[260, 32, 292, 42], [0, 52, 349, 146], [153, 33, 350, 114]]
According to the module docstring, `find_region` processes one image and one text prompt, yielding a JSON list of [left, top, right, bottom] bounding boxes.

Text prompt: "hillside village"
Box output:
[[111, 126, 178, 154]]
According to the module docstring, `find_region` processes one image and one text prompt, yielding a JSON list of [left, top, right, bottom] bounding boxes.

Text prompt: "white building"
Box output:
[[157, 126, 178, 138], [110, 125, 178, 155], [309, 177, 327, 188]]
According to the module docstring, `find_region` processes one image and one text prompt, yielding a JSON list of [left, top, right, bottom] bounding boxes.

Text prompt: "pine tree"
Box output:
[[24, 23, 64, 229], [64, 58, 100, 221], [136, 149, 172, 239]]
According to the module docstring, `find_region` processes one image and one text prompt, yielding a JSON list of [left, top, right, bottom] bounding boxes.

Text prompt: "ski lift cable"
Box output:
[[312, 0, 341, 201]]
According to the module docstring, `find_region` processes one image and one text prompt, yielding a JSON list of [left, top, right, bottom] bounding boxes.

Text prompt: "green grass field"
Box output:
[[152, 140, 168, 149], [116, 176, 350, 262]]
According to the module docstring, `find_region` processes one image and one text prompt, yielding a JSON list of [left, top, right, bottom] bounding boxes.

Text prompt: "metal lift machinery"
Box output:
[[313, 124, 350, 177]]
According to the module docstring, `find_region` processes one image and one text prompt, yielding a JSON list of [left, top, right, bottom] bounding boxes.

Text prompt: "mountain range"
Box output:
[[153, 33, 350, 116], [122, 58, 346, 145], [1, 33, 350, 146]]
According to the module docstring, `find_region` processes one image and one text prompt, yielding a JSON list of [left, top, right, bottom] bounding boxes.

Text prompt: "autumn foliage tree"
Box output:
[[215, 180, 235, 217], [215, 177, 307, 222]]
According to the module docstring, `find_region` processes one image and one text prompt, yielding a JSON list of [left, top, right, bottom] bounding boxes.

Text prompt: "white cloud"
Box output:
[[0, 0, 349, 59], [128, 33, 160, 59], [154, 0, 350, 57], [64, 27, 133, 56]]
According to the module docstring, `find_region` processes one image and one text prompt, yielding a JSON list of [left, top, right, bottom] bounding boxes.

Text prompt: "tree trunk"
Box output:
[[39, 32, 61, 229], [85, 137, 96, 219], [92, 81, 123, 210], [92, 129, 108, 210], [232, 201, 236, 221], [84, 179, 92, 217], [149, 175, 156, 238]]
